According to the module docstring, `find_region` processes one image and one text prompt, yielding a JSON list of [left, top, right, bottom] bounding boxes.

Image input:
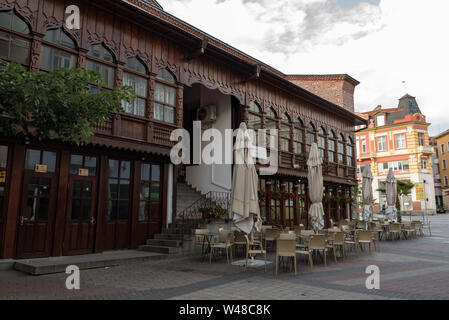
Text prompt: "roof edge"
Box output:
[[285, 74, 360, 86]]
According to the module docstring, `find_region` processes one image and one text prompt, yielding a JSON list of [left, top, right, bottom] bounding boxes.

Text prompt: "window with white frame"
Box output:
[[395, 133, 406, 149], [421, 160, 427, 170], [442, 144, 446, 154], [418, 132, 425, 146], [377, 115, 385, 127], [377, 136, 387, 151], [154, 69, 176, 124], [377, 160, 410, 173], [443, 159, 447, 170], [361, 136, 367, 153]]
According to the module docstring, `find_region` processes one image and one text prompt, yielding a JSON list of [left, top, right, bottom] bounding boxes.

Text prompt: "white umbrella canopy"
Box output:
[[385, 168, 398, 221], [362, 163, 373, 222], [307, 143, 325, 232], [231, 122, 262, 235]]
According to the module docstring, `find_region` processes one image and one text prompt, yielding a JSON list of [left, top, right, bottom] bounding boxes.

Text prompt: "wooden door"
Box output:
[[135, 163, 163, 245], [16, 172, 57, 259], [63, 176, 97, 255], [104, 159, 131, 251]]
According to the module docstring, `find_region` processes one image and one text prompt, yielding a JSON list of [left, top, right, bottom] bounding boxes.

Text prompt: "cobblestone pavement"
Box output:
[[1, 215, 448, 300]]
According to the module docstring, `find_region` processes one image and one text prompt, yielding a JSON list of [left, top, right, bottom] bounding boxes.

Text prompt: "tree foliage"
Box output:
[[0, 61, 135, 145]]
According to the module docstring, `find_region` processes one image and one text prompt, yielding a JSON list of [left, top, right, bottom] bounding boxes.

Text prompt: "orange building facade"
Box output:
[[355, 95, 436, 213]]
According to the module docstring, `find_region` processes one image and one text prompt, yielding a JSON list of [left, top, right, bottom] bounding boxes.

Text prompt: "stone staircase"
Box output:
[[138, 182, 203, 255], [138, 220, 201, 255]]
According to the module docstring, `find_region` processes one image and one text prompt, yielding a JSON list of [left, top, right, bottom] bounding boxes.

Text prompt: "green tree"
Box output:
[[0, 61, 135, 145]]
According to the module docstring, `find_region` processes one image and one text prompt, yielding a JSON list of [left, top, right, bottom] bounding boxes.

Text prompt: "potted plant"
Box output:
[[199, 206, 210, 219]]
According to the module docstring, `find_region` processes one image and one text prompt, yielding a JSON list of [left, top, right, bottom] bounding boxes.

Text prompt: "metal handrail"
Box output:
[[177, 191, 231, 244]]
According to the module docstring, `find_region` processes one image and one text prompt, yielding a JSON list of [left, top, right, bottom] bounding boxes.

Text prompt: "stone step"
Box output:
[[138, 245, 179, 254], [13, 250, 166, 275], [154, 233, 185, 241], [146, 239, 181, 247]]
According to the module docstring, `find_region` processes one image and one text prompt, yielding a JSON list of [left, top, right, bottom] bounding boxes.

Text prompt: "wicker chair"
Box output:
[[308, 234, 328, 266], [358, 230, 374, 254], [209, 229, 234, 264], [388, 223, 402, 241], [275, 233, 297, 275]]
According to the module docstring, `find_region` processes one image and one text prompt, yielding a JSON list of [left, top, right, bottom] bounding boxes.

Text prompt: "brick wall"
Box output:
[[285, 75, 359, 113]]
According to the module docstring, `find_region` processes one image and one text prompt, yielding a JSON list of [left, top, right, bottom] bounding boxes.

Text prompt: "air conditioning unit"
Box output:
[[197, 105, 217, 123]]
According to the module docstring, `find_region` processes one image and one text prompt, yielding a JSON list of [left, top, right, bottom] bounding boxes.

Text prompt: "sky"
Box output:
[[158, 0, 449, 136]]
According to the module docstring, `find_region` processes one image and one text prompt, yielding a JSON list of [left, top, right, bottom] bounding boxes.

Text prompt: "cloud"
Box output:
[[160, 0, 449, 136]]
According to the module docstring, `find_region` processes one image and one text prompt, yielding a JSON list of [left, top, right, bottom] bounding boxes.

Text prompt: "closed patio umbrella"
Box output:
[[231, 122, 262, 235], [362, 163, 373, 223], [385, 168, 398, 221], [307, 143, 324, 232]]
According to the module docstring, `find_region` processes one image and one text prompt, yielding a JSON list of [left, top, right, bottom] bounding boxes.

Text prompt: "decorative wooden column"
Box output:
[[294, 183, 300, 225], [94, 155, 108, 253], [0, 144, 25, 258], [30, 34, 43, 72], [280, 182, 286, 227], [305, 184, 310, 228], [51, 150, 70, 257], [176, 85, 184, 128]]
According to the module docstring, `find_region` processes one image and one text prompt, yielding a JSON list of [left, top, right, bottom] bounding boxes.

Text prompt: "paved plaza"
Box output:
[[1, 215, 448, 300]]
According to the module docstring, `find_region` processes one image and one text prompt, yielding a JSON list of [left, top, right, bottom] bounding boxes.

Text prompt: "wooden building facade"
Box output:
[[0, 0, 366, 259]]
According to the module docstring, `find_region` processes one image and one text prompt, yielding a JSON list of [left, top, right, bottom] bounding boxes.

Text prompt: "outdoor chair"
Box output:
[[233, 231, 248, 257], [388, 223, 402, 241], [357, 221, 367, 229], [263, 228, 280, 251], [329, 231, 346, 260], [344, 229, 359, 256], [370, 222, 384, 244], [414, 221, 425, 237], [401, 221, 416, 239], [244, 234, 267, 272], [324, 232, 337, 263], [308, 234, 328, 266], [209, 229, 234, 264], [358, 230, 374, 254], [338, 220, 349, 228], [294, 225, 305, 234], [275, 233, 297, 275]]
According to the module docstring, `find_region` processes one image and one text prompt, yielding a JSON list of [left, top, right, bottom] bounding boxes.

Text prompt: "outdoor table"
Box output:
[[200, 234, 215, 261]]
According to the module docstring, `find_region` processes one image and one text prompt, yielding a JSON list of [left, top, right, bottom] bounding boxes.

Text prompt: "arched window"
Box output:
[[122, 57, 148, 117], [0, 10, 31, 65], [264, 107, 277, 149], [280, 112, 291, 152], [328, 130, 336, 162], [247, 101, 262, 131], [338, 133, 345, 164], [306, 122, 316, 153], [318, 126, 326, 159], [293, 118, 304, 154], [41, 28, 77, 72], [347, 136, 354, 167], [247, 101, 262, 145], [87, 44, 115, 89], [154, 68, 176, 124]]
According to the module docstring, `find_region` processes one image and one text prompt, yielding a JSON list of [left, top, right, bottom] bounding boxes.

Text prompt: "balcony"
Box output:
[[418, 146, 434, 154]]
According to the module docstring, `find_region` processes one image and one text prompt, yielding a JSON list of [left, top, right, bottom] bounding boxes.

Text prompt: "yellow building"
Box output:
[[355, 94, 436, 212], [435, 129, 449, 209]]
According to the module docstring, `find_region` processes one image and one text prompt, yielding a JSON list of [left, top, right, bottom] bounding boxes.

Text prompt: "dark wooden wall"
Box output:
[[0, 0, 356, 140]]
